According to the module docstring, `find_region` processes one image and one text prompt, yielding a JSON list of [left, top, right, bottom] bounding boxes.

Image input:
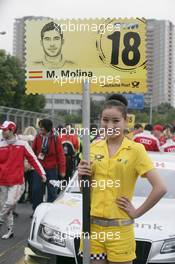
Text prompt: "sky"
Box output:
[[0, 0, 175, 54]]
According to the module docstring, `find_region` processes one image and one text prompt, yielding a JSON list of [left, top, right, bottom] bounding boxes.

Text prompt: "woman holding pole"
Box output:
[[78, 95, 167, 264]]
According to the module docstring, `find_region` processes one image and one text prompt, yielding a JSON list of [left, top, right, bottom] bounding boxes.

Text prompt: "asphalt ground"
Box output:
[[0, 203, 32, 264], [0, 203, 76, 264]]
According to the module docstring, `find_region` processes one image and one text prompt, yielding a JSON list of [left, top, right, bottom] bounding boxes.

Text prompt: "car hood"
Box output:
[[41, 194, 175, 241], [133, 196, 175, 241], [41, 193, 82, 236]]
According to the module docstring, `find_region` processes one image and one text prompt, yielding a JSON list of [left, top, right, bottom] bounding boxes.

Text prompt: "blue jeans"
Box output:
[[32, 168, 58, 210]]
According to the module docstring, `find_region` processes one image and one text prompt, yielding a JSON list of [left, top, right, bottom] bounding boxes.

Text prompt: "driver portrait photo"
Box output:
[[34, 21, 74, 68]]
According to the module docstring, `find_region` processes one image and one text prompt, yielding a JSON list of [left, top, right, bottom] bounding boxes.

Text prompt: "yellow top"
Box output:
[[90, 137, 154, 219]]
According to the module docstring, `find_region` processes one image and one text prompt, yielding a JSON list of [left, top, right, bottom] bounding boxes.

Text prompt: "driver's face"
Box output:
[[41, 30, 63, 57], [2, 129, 13, 139]]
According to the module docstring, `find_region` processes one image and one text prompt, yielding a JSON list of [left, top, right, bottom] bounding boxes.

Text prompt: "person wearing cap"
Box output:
[[153, 124, 165, 146], [0, 121, 46, 239]]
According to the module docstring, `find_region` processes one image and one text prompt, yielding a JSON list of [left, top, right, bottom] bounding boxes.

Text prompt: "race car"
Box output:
[[28, 152, 175, 264]]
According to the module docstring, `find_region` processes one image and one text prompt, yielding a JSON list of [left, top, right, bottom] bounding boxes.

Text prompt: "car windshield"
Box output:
[[67, 168, 175, 199], [135, 168, 175, 199]]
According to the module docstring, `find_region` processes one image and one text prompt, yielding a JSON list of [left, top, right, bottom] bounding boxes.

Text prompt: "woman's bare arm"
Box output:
[[117, 169, 167, 218]]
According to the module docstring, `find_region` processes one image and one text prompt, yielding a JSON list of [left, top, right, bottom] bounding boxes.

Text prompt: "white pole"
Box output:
[[149, 97, 152, 124], [82, 80, 90, 264]]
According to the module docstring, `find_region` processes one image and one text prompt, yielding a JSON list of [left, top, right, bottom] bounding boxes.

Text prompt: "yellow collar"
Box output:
[[102, 136, 133, 150]]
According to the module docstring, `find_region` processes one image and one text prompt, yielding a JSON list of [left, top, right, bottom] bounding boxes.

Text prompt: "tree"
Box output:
[[22, 94, 45, 112], [90, 98, 104, 123], [165, 108, 175, 124], [57, 110, 82, 124], [0, 50, 45, 112], [131, 103, 175, 126], [157, 103, 173, 114], [133, 112, 149, 123]]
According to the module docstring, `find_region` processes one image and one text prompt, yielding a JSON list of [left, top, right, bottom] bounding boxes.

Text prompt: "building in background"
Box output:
[[45, 94, 105, 115], [13, 16, 32, 67], [13, 17, 175, 109], [145, 19, 175, 108], [13, 16, 48, 67]]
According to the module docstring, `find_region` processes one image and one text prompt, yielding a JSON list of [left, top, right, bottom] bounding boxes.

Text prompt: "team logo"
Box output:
[[117, 158, 128, 164], [94, 154, 104, 161], [131, 81, 140, 88]]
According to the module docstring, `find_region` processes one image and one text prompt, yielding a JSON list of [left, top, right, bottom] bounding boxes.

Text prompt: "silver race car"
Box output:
[[28, 152, 175, 264]]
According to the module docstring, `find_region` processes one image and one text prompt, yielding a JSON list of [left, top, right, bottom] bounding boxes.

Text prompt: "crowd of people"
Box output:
[[0, 96, 174, 252], [0, 114, 175, 238], [0, 119, 79, 239], [131, 123, 175, 152]]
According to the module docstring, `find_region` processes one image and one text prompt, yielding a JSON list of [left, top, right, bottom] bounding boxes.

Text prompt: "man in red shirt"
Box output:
[[133, 124, 160, 151], [32, 119, 66, 211], [0, 121, 46, 239]]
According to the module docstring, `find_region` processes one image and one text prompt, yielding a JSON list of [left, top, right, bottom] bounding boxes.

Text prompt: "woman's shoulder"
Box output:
[[129, 138, 147, 155], [90, 138, 105, 148]]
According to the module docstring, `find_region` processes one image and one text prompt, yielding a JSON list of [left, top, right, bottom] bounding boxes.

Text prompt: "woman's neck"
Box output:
[[107, 135, 124, 157], [107, 135, 124, 146]]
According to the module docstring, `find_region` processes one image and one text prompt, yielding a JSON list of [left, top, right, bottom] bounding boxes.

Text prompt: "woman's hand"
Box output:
[[116, 197, 139, 219], [78, 160, 91, 178]]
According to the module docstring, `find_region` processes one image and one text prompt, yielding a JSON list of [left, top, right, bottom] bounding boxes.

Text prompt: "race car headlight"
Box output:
[[161, 239, 175, 254], [39, 224, 66, 247]]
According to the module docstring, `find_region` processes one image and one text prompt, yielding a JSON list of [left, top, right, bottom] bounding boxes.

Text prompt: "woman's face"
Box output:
[[101, 107, 127, 139]]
